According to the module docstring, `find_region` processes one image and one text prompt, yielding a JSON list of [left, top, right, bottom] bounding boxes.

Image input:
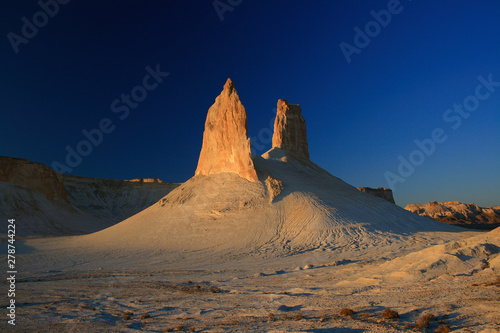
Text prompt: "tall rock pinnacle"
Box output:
[[272, 99, 309, 159], [195, 78, 258, 181]]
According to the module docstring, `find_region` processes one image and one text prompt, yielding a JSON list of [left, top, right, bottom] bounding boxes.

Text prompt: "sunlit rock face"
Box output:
[[0, 156, 68, 203], [357, 187, 395, 204], [406, 201, 500, 229], [195, 78, 258, 181], [272, 99, 309, 159]]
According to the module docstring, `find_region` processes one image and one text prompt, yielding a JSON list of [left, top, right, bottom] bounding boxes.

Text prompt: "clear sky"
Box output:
[[1, 1, 499, 208]]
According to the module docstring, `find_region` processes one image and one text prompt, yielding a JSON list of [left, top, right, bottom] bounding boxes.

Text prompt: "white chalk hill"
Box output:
[[21, 79, 464, 270], [74, 147, 456, 260]]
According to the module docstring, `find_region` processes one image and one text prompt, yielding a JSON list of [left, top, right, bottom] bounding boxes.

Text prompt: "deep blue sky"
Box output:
[[1, 1, 499, 208]]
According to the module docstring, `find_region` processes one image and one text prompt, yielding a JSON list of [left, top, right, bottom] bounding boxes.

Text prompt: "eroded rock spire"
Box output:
[[272, 99, 309, 159], [195, 78, 258, 181]]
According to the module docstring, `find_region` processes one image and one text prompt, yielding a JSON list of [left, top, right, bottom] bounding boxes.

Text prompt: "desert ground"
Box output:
[[3, 225, 499, 332]]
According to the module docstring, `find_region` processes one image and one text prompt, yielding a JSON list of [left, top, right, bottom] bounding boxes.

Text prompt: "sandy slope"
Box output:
[[0, 182, 102, 236]]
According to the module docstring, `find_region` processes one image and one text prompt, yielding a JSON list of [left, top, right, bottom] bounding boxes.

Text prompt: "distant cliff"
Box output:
[[357, 187, 395, 204], [62, 174, 179, 223], [0, 156, 180, 236], [405, 201, 500, 230], [0, 156, 69, 203]]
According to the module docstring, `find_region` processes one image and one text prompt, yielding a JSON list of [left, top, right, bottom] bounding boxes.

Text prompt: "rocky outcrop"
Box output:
[[272, 99, 309, 159], [0, 156, 68, 203], [195, 78, 258, 181], [0, 156, 180, 236], [357, 187, 395, 204], [405, 201, 500, 230], [127, 178, 166, 184], [265, 176, 283, 203], [62, 174, 179, 222]]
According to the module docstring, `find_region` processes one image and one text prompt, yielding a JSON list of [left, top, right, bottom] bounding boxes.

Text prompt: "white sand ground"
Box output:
[[2, 149, 499, 332]]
